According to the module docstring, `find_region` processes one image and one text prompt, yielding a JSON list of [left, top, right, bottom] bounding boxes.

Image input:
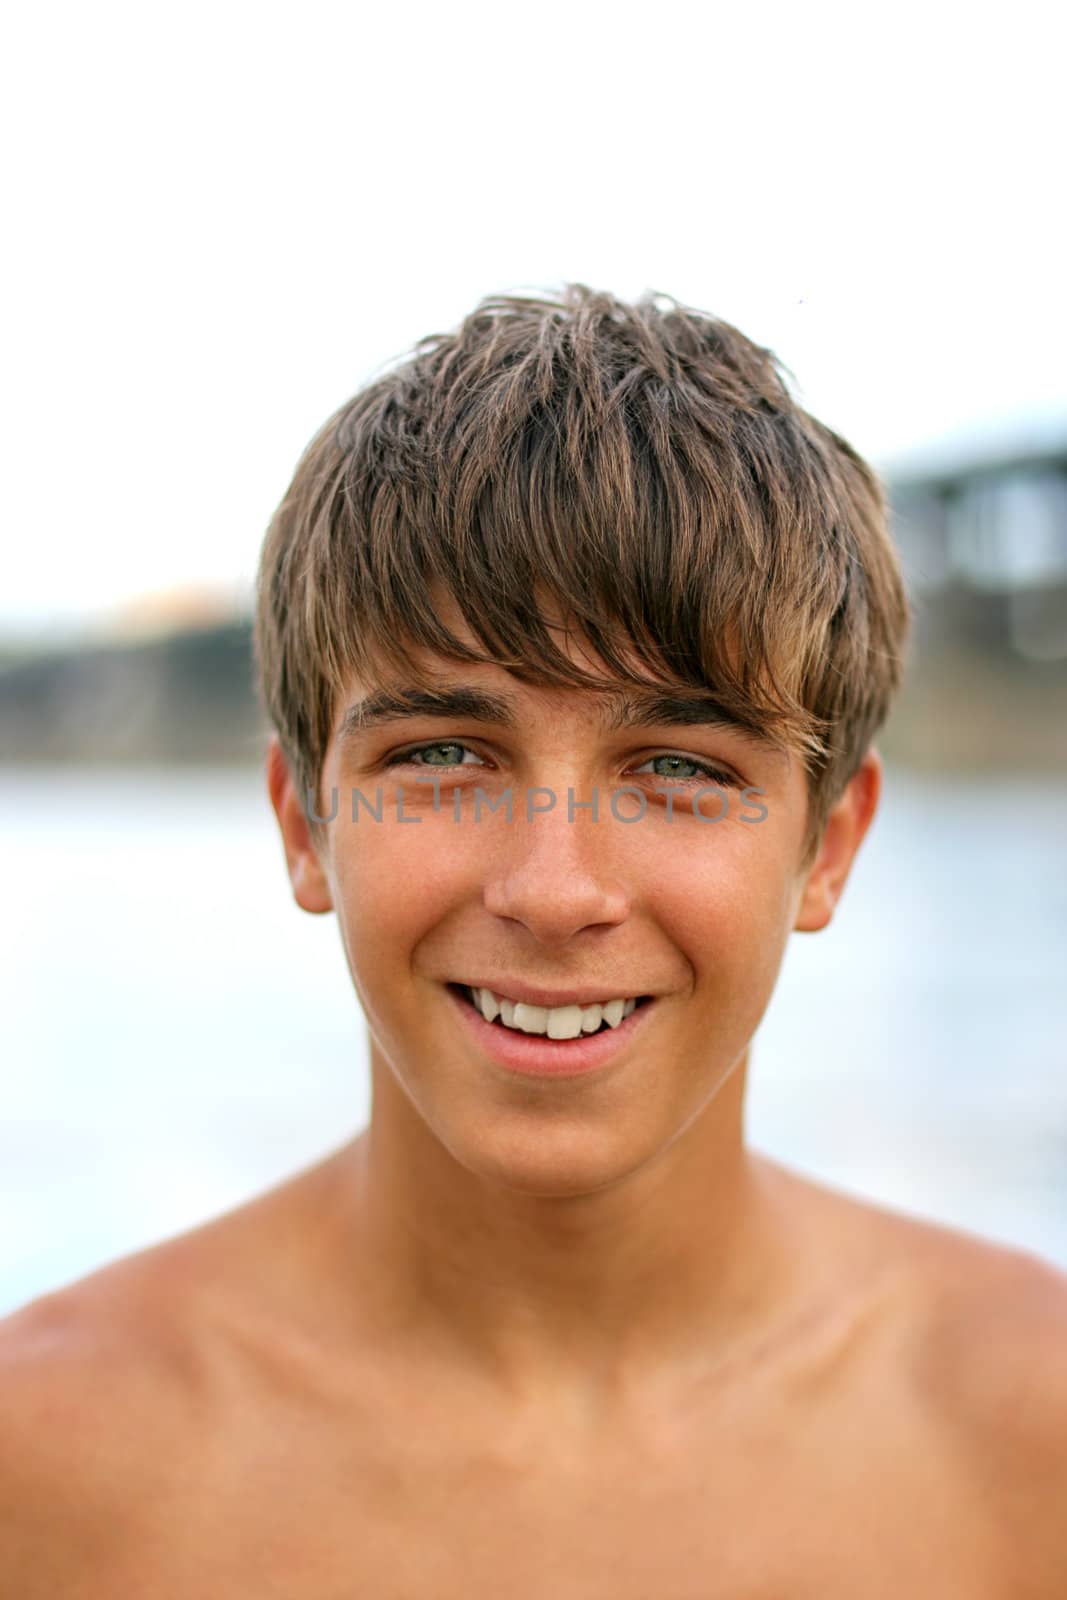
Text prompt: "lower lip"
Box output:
[[446, 984, 654, 1078]]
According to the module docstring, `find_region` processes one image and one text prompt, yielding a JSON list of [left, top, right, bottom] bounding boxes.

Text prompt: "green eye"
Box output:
[[637, 754, 737, 787], [648, 755, 699, 781], [387, 742, 481, 768]]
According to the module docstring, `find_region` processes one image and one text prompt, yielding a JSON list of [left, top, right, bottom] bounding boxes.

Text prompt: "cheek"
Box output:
[[329, 818, 477, 982], [652, 831, 796, 989]]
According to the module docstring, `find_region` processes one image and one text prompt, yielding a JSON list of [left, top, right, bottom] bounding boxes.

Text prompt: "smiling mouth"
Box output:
[[447, 985, 655, 1036]]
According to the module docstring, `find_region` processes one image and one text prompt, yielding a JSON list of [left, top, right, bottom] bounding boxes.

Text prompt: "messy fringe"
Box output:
[[254, 285, 911, 864]]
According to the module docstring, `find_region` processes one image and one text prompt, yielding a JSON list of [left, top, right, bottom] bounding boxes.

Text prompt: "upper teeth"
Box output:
[[469, 987, 639, 1039]]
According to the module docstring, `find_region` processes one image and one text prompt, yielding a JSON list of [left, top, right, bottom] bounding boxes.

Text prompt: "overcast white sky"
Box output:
[[2, 0, 1064, 639]]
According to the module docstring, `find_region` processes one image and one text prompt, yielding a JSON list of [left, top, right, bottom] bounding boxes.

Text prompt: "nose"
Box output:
[[481, 789, 631, 946]]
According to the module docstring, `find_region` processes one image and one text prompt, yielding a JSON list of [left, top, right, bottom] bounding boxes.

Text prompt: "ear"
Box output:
[[793, 748, 882, 934], [265, 734, 334, 915]]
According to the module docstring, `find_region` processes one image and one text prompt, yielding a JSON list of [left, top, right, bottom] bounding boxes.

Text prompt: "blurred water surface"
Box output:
[[1, 763, 1065, 1316]]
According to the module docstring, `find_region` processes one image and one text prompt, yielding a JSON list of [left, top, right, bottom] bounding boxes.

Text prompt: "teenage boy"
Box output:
[[2, 286, 1065, 1596]]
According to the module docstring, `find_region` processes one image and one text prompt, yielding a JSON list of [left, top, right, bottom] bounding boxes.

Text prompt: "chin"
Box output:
[[438, 1111, 663, 1199]]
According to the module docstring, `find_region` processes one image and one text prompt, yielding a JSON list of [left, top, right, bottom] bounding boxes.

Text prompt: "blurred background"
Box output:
[[2, 2, 1065, 1316]]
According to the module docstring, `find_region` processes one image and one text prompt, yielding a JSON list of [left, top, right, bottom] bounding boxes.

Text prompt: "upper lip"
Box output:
[[452, 979, 651, 1009]]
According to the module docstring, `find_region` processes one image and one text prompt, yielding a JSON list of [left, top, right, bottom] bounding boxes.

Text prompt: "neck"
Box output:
[[328, 1048, 802, 1408]]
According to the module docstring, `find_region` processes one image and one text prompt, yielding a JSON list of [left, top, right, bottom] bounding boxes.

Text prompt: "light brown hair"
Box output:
[[254, 284, 911, 866]]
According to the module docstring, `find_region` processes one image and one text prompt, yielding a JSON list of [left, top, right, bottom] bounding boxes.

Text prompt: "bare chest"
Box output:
[[89, 1405, 1007, 1600]]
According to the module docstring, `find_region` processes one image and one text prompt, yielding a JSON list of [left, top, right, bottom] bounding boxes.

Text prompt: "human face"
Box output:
[[272, 640, 850, 1198]]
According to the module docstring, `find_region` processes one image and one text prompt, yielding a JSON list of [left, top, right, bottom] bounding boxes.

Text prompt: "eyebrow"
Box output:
[[337, 684, 787, 761]]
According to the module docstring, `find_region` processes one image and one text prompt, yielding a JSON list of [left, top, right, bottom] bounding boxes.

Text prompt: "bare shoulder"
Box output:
[[0, 1193, 291, 1595], [0, 1151, 357, 1591], [764, 1160, 1067, 1586], [900, 1216, 1067, 1472], [0, 1266, 186, 1594], [907, 1216, 1067, 1589], [0, 1151, 378, 1595]]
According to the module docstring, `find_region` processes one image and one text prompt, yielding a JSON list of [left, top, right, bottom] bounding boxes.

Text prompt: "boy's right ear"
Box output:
[[265, 735, 334, 915]]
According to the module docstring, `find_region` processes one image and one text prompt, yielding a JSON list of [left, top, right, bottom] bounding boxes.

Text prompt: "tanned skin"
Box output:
[[3, 608, 1066, 1597]]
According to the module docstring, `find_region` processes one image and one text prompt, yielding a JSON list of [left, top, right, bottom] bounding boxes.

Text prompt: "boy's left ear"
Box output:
[[793, 749, 883, 934]]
